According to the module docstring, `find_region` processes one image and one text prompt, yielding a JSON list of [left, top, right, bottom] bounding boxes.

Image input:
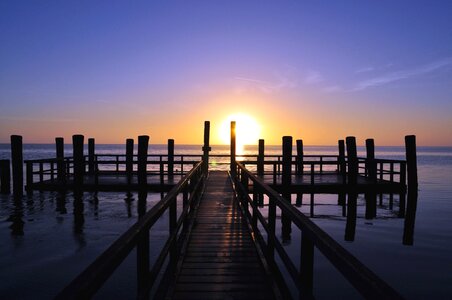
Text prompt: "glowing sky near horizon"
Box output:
[[1, 1, 452, 146]]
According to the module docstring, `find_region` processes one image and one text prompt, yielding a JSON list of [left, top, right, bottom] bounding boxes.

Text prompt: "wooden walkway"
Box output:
[[168, 171, 278, 300]]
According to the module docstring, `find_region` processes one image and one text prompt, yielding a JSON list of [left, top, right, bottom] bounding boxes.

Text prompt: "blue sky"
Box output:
[[1, 1, 451, 145]]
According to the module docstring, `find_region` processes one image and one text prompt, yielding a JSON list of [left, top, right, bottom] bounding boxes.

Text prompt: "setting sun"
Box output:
[[219, 113, 261, 152]]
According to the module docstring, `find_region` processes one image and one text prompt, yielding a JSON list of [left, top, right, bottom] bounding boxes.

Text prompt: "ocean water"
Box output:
[[0, 144, 451, 299]]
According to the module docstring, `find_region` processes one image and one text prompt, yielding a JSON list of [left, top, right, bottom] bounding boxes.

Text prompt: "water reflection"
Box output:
[[8, 195, 24, 236], [124, 192, 134, 218], [73, 191, 86, 249]]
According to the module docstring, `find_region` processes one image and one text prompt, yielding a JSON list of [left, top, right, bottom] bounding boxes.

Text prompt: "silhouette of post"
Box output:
[[11, 135, 23, 196], [56, 137, 66, 182], [0, 159, 10, 194], [126, 139, 134, 185], [296, 139, 304, 206], [405, 135, 418, 191], [138, 135, 149, 188], [365, 138, 377, 219], [72, 135, 84, 187], [168, 139, 174, 181], [282, 136, 292, 241], [346, 137, 358, 185], [230, 121, 236, 175], [337, 140, 346, 205], [256, 139, 264, 206], [88, 138, 95, 174], [202, 121, 211, 175], [345, 137, 358, 241]]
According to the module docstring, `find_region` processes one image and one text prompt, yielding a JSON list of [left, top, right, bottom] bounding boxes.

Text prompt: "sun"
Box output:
[[219, 113, 261, 153]]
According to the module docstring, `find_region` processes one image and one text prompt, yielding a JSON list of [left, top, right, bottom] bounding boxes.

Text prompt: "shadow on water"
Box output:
[[124, 192, 134, 218], [8, 195, 24, 236], [73, 190, 86, 249]]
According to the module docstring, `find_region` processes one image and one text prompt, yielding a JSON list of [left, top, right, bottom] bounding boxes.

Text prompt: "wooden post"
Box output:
[[11, 135, 23, 196], [257, 139, 264, 176], [136, 190, 150, 293], [126, 138, 134, 185], [138, 135, 149, 188], [168, 139, 174, 181], [405, 135, 418, 191], [365, 138, 377, 218], [296, 139, 303, 206], [346, 137, 358, 185], [257, 139, 264, 206], [282, 136, 292, 241], [230, 121, 236, 175], [345, 192, 357, 241], [72, 135, 84, 187], [88, 138, 95, 174], [300, 233, 314, 297], [56, 137, 65, 182], [0, 160, 10, 194], [202, 121, 211, 175]]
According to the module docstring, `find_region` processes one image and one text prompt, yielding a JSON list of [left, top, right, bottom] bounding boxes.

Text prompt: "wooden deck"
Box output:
[[168, 171, 279, 300]]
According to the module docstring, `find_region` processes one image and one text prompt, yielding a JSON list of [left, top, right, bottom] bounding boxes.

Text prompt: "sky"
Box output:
[[1, 1, 452, 146]]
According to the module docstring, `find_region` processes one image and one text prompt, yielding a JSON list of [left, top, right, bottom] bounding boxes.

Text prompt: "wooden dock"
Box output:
[[167, 171, 279, 300]]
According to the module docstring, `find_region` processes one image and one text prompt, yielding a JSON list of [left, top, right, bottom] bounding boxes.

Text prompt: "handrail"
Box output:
[[55, 161, 205, 299], [234, 162, 403, 299]]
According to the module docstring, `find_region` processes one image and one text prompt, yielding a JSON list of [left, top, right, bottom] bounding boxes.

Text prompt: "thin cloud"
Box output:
[[355, 67, 375, 74], [354, 57, 452, 91], [304, 71, 324, 84], [323, 85, 342, 93], [235, 75, 297, 93]]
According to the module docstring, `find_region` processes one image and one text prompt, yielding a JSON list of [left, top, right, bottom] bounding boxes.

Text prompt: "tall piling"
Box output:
[[72, 135, 84, 188], [126, 139, 134, 185], [11, 135, 23, 196], [282, 136, 292, 241], [168, 139, 174, 181], [137, 135, 149, 188], [0, 160, 10, 194], [56, 137, 65, 181], [202, 121, 211, 175], [403, 135, 418, 220], [88, 138, 95, 174], [365, 138, 377, 218], [296, 139, 304, 206], [345, 137, 358, 241], [230, 121, 236, 175]]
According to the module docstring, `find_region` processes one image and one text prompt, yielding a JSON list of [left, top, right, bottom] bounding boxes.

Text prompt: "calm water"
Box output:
[[0, 144, 451, 299]]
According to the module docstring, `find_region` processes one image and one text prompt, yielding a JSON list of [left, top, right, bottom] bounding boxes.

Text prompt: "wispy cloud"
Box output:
[[355, 67, 375, 74], [323, 85, 342, 93], [304, 71, 324, 84], [354, 57, 452, 91], [235, 74, 297, 93], [0, 116, 85, 122]]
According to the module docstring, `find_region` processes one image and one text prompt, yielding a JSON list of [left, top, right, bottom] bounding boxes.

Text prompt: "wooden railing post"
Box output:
[[338, 139, 346, 183], [230, 121, 236, 175], [56, 137, 66, 182], [0, 160, 11, 194], [138, 135, 149, 188], [296, 139, 304, 207], [202, 121, 211, 175], [365, 138, 377, 219], [88, 138, 95, 174], [72, 135, 84, 188], [11, 135, 23, 196], [168, 139, 174, 181], [282, 136, 292, 241], [126, 139, 134, 186], [257, 139, 264, 176]]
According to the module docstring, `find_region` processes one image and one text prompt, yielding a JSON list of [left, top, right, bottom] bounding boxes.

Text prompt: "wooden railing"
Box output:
[[233, 162, 403, 299], [55, 161, 206, 299]]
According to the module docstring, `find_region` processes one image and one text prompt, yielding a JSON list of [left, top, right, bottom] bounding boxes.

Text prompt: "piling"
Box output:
[[56, 137, 65, 181], [72, 135, 84, 187], [137, 135, 149, 188], [202, 121, 211, 175], [404, 135, 418, 219], [168, 139, 174, 181], [11, 135, 23, 195], [296, 139, 304, 206], [230, 121, 236, 174], [346, 137, 358, 185], [345, 136, 358, 241], [88, 138, 95, 174], [282, 136, 292, 241], [257, 139, 264, 176], [365, 139, 377, 219], [126, 139, 134, 185], [337, 140, 346, 205], [0, 159, 11, 194]]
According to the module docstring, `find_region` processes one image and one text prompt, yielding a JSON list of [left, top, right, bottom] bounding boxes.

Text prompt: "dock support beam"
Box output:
[[56, 137, 66, 182], [296, 139, 304, 207], [88, 138, 95, 174], [138, 135, 149, 187], [11, 135, 23, 196], [126, 139, 134, 185], [202, 121, 211, 176], [0, 159, 10, 194], [168, 139, 174, 181], [73, 135, 84, 188], [365, 139, 377, 219], [345, 137, 358, 241], [282, 136, 292, 241], [230, 121, 236, 175], [403, 135, 418, 240]]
